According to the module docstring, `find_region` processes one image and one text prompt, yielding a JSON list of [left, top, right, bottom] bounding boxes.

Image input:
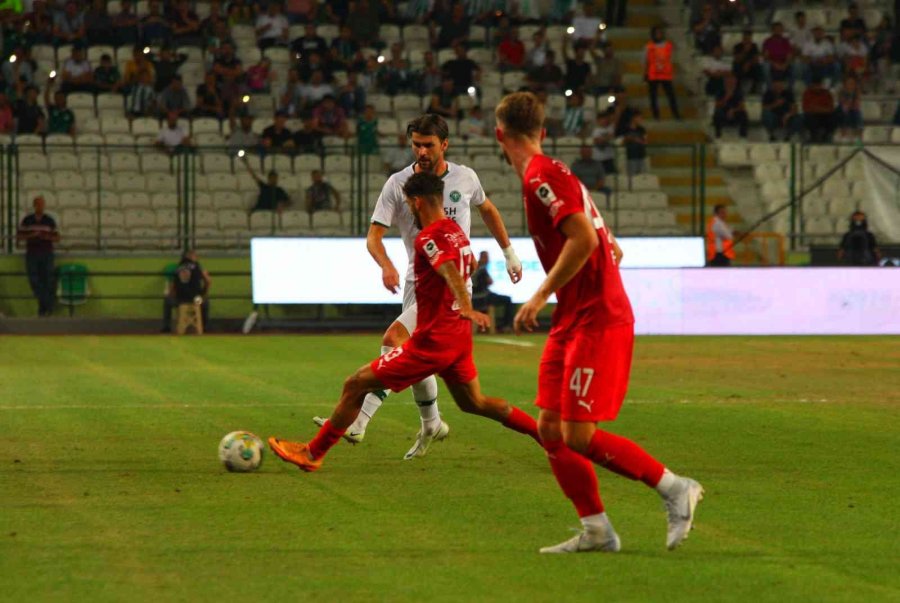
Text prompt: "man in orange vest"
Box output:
[[707, 204, 736, 266], [645, 26, 681, 120]]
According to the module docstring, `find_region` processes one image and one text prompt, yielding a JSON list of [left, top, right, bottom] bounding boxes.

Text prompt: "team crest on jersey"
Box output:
[[449, 190, 462, 203], [536, 182, 557, 206]]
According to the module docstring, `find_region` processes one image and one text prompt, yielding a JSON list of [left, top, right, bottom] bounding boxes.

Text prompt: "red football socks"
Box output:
[[585, 429, 665, 487], [503, 407, 541, 444], [308, 420, 345, 460], [544, 439, 604, 517]]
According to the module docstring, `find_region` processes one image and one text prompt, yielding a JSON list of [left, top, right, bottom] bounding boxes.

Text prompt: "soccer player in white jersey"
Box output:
[[313, 114, 523, 459]]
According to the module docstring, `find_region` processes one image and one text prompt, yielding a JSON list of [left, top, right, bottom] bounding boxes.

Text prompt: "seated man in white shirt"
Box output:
[[381, 133, 414, 175], [299, 70, 334, 113], [61, 45, 93, 94], [255, 1, 289, 50], [787, 11, 814, 53], [700, 44, 732, 97], [801, 26, 840, 84], [155, 111, 193, 155]]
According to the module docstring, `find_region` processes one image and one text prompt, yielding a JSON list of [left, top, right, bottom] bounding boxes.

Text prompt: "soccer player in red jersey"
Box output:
[[268, 172, 539, 471], [494, 91, 704, 553]]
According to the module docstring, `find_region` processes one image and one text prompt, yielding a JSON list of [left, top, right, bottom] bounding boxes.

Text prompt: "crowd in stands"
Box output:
[[695, 1, 897, 142]]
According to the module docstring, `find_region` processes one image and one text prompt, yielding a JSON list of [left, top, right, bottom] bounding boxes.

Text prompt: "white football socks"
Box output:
[[580, 512, 612, 532], [412, 375, 441, 432], [655, 468, 679, 498], [352, 346, 394, 432]]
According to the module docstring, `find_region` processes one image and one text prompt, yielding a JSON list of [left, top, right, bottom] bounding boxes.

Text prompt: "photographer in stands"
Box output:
[[162, 250, 211, 333], [838, 211, 880, 266]]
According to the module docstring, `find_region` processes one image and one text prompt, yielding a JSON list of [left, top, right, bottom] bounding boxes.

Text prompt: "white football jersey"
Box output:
[[370, 161, 487, 282]]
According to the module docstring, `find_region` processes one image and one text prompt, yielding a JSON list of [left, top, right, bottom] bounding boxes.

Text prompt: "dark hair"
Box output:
[[406, 114, 449, 141], [402, 171, 444, 204]]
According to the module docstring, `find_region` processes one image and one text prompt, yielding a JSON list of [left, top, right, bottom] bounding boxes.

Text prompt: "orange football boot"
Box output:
[[267, 437, 323, 472]]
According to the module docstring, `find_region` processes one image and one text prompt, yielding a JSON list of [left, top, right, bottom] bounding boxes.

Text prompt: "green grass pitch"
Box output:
[[2, 335, 899, 602]]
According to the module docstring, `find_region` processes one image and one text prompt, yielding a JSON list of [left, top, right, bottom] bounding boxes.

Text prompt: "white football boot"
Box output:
[[403, 420, 450, 460], [540, 525, 622, 554], [311, 416, 365, 444], [663, 477, 704, 550]]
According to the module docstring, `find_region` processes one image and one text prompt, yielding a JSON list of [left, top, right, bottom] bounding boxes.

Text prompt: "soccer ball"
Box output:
[[218, 431, 265, 472]]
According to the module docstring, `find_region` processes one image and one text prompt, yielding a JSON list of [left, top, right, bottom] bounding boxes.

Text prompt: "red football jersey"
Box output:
[[522, 154, 634, 332], [413, 218, 475, 339]]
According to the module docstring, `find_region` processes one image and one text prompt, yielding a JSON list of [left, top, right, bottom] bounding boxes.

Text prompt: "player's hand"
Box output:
[[611, 237, 624, 266], [514, 294, 547, 334], [382, 265, 400, 294], [461, 308, 491, 331], [503, 245, 523, 284]]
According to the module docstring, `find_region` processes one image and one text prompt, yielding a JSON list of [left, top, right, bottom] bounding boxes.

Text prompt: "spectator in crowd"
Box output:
[[162, 250, 211, 333], [802, 76, 836, 143], [589, 42, 623, 95], [716, 0, 749, 27], [788, 11, 813, 52], [837, 34, 869, 82], [211, 41, 243, 115], [381, 132, 413, 174], [52, 0, 86, 44], [279, 67, 304, 116], [293, 117, 323, 154], [762, 78, 802, 141], [338, 71, 367, 117], [169, 0, 203, 46], [869, 16, 893, 84], [612, 89, 640, 136], [645, 26, 681, 120], [561, 35, 592, 93], [15, 84, 44, 134], [329, 26, 359, 71], [262, 110, 296, 152], [194, 71, 225, 119], [713, 73, 749, 139], [732, 29, 762, 93], [571, 145, 607, 193], [285, 0, 318, 24], [433, 2, 468, 49], [706, 204, 735, 267], [157, 75, 192, 118], [428, 77, 459, 119], [4, 47, 35, 89], [85, 0, 115, 46], [141, 0, 173, 47], [442, 42, 480, 95], [838, 211, 880, 266], [346, 0, 381, 48], [93, 54, 123, 94], [623, 112, 648, 178], [112, 0, 140, 46], [701, 44, 731, 97], [591, 109, 617, 174], [246, 57, 274, 94], [834, 76, 863, 140], [312, 94, 350, 138], [155, 111, 192, 154], [0, 92, 13, 134], [527, 49, 564, 92], [839, 3, 867, 39], [561, 91, 587, 136], [298, 50, 332, 81], [16, 195, 59, 317], [127, 69, 158, 117], [472, 251, 514, 333], [417, 50, 443, 96], [150, 46, 187, 92], [293, 22, 328, 59], [357, 104, 379, 155], [379, 43, 414, 95], [256, 1, 290, 49], [305, 169, 342, 221], [228, 112, 260, 154], [123, 46, 156, 93], [245, 162, 292, 214], [526, 27, 551, 69], [301, 70, 335, 112], [61, 44, 93, 93], [205, 17, 233, 59], [691, 2, 721, 54], [498, 27, 526, 72], [761, 21, 794, 86], [461, 105, 487, 138], [44, 80, 75, 136], [801, 26, 839, 85]]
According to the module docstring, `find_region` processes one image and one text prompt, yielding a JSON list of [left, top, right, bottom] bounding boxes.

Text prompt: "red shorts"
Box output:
[[535, 323, 634, 422], [371, 331, 477, 392]]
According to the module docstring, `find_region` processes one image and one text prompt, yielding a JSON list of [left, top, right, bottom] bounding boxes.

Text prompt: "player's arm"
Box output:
[[477, 199, 523, 283], [366, 222, 400, 294], [609, 230, 623, 265], [436, 261, 491, 331], [514, 212, 598, 333]]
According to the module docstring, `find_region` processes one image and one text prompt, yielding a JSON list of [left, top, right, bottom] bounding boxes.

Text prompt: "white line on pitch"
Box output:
[[480, 338, 536, 348]]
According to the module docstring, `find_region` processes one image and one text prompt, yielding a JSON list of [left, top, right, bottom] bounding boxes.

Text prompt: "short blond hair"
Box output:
[[495, 92, 545, 139]]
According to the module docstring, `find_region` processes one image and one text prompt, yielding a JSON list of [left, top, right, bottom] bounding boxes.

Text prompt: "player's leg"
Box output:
[[443, 377, 539, 443]]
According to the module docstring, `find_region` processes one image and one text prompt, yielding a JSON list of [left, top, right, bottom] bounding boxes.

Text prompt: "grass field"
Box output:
[[2, 335, 899, 602]]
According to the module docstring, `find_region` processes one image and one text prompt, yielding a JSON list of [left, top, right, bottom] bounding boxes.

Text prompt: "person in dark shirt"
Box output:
[[170, 0, 202, 47], [291, 23, 328, 63], [162, 250, 211, 332], [433, 2, 468, 49], [527, 49, 564, 92], [243, 158, 291, 213], [44, 83, 76, 135], [193, 71, 224, 118], [472, 251, 514, 332], [712, 73, 748, 138], [732, 30, 763, 93], [140, 0, 172, 46], [838, 3, 867, 39], [15, 84, 44, 134], [262, 110, 296, 153], [761, 78, 802, 141], [561, 36, 592, 93], [329, 25, 359, 71], [441, 42, 480, 95], [427, 77, 459, 119], [838, 211, 880, 266], [305, 169, 342, 219], [16, 195, 60, 316], [623, 112, 648, 177], [85, 0, 115, 45], [570, 145, 607, 192], [112, 0, 140, 46], [150, 46, 187, 92], [93, 54, 123, 93], [294, 118, 324, 155]]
